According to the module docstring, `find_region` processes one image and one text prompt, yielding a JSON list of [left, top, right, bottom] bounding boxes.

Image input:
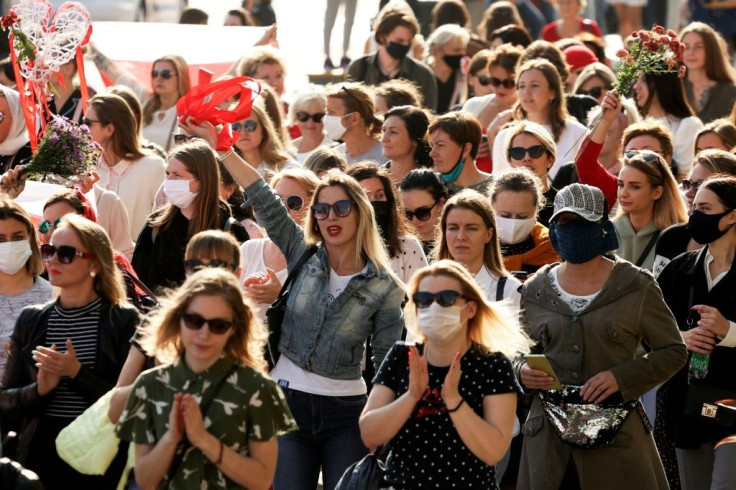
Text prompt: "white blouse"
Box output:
[[390, 235, 428, 285]]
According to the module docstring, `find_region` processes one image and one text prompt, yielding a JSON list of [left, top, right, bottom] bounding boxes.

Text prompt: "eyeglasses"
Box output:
[[38, 217, 62, 234], [41, 243, 94, 264], [311, 200, 355, 220], [682, 179, 703, 192], [281, 195, 304, 211], [412, 290, 466, 309], [577, 86, 605, 99], [232, 120, 259, 133], [509, 145, 547, 160], [183, 258, 238, 276], [181, 312, 233, 335], [296, 111, 325, 123], [405, 201, 438, 221], [82, 117, 102, 127], [151, 69, 174, 80]]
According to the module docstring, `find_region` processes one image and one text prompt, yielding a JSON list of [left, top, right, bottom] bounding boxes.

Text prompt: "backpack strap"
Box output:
[[496, 276, 508, 302], [635, 231, 661, 268]]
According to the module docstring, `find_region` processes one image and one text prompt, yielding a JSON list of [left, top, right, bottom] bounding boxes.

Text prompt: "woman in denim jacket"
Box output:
[[183, 120, 406, 490]]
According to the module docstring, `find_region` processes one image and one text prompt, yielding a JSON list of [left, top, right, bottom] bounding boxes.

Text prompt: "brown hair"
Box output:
[[488, 43, 524, 74], [430, 0, 469, 31], [303, 147, 348, 175], [428, 110, 483, 159], [325, 83, 382, 138], [514, 59, 569, 142], [143, 55, 190, 127], [108, 85, 143, 137], [237, 46, 287, 79], [490, 168, 546, 212], [375, 79, 424, 111], [478, 1, 523, 42], [622, 120, 675, 159], [680, 22, 736, 84], [695, 118, 736, 152], [0, 196, 44, 275], [239, 104, 293, 180], [185, 230, 240, 269], [89, 93, 146, 161], [519, 40, 570, 84], [692, 149, 736, 176], [373, 2, 420, 45]]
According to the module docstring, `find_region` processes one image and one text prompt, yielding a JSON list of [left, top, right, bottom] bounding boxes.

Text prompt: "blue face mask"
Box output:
[[549, 220, 619, 264], [440, 151, 466, 184]]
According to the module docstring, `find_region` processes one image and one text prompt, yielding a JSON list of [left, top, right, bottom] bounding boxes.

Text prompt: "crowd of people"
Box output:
[[0, 0, 734, 489]]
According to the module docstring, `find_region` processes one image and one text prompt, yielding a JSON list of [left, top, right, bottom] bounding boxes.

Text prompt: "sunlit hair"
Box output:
[[692, 149, 736, 176], [425, 23, 470, 62], [347, 162, 414, 257], [504, 120, 557, 162], [289, 87, 327, 125], [303, 146, 348, 175], [144, 55, 190, 126], [679, 22, 736, 84], [235, 104, 293, 181], [572, 62, 615, 95], [622, 119, 674, 159], [57, 214, 126, 305], [150, 140, 226, 238], [325, 82, 382, 137], [478, 1, 523, 42], [490, 25, 532, 49], [430, 0, 470, 30], [89, 93, 146, 161], [433, 189, 509, 279], [488, 43, 524, 74], [138, 268, 268, 372], [519, 40, 570, 85], [428, 110, 483, 159], [236, 46, 287, 80], [256, 84, 291, 148], [406, 260, 532, 357], [617, 150, 688, 230], [108, 85, 143, 137], [514, 59, 569, 142], [490, 168, 546, 213], [0, 196, 43, 275], [695, 119, 736, 153], [185, 230, 240, 269], [375, 79, 424, 112], [304, 170, 401, 285], [373, 1, 420, 44], [270, 168, 321, 201]]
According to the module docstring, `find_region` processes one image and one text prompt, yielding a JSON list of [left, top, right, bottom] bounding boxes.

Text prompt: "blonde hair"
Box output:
[[504, 120, 558, 162], [185, 230, 240, 268], [289, 87, 327, 125], [425, 23, 470, 61], [406, 260, 532, 357], [241, 104, 293, 180], [58, 214, 127, 305], [269, 168, 322, 199], [572, 62, 616, 94], [0, 196, 44, 276], [139, 268, 268, 371], [617, 151, 688, 230], [237, 46, 287, 79], [433, 189, 510, 279]]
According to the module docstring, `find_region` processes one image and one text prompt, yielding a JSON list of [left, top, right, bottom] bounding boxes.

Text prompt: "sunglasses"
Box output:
[[577, 86, 605, 99], [412, 290, 466, 309], [481, 76, 515, 89], [151, 69, 174, 80], [232, 120, 259, 133], [41, 243, 94, 264], [509, 145, 547, 160], [281, 195, 304, 211], [183, 259, 238, 276], [181, 312, 233, 335], [38, 217, 62, 234], [82, 117, 102, 127], [296, 111, 325, 123], [405, 201, 438, 221], [682, 179, 703, 192], [311, 200, 355, 220]]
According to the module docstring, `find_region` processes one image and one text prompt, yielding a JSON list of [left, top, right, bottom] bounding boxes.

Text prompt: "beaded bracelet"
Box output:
[[217, 148, 234, 162]]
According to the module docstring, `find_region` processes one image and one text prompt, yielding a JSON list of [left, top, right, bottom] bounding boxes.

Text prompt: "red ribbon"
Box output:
[[176, 69, 261, 151]]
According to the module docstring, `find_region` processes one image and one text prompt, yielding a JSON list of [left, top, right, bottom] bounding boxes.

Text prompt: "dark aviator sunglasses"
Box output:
[[181, 312, 232, 335], [151, 69, 174, 80]]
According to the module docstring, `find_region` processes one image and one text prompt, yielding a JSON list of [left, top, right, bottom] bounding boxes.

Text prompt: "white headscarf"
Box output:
[[0, 86, 29, 156]]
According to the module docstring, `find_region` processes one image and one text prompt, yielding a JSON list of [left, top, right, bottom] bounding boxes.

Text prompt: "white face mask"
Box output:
[[416, 303, 466, 343], [164, 179, 198, 209], [495, 215, 536, 245], [0, 239, 32, 275], [323, 114, 349, 141]]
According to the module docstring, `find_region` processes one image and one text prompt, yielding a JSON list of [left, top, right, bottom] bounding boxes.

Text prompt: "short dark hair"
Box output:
[[179, 7, 209, 24], [384, 105, 432, 168], [400, 168, 449, 203], [428, 111, 483, 159], [374, 4, 420, 45]]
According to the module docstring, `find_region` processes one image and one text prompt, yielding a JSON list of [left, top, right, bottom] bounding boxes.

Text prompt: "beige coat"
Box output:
[[516, 258, 687, 490]]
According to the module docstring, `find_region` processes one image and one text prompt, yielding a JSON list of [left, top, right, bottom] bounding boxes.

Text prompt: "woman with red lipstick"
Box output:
[[0, 214, 138, 489], [612, 151, 687, 271], [182, 119, 405, 490]]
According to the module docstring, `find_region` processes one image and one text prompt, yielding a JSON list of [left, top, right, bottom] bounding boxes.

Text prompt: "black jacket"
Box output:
[[657, 246, 736, 447], [0, 300, 139, 463]]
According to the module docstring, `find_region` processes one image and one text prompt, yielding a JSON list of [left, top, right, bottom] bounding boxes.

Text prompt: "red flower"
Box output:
[[667, 29, 678, 39], [639, 31, 651, 42], [632, 31, 639, 38], [653, 25, 665, 34], [1, 11, 19, 29], [616, 49, 629, 58]]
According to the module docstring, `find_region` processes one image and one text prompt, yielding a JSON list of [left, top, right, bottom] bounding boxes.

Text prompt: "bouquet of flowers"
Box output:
[[23, 115, 101, 184], [613, 24, 686, 97]]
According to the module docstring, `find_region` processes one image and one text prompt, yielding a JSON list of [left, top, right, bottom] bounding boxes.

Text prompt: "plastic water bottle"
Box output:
[[689, 352, 710, 380]]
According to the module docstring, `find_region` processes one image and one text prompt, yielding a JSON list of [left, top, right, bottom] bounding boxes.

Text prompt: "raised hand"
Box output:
[[441, 351, 463, 409], [407, 346, 428, 402]]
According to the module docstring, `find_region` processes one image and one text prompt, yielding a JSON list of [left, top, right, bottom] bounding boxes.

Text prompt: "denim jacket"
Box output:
[[245, 178, 405, 380]]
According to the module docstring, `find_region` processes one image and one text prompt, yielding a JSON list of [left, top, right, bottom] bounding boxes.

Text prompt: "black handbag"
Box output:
[[264, 245, 318, 369], [684, 383, 736, 430], [335, 445, 388, 490]]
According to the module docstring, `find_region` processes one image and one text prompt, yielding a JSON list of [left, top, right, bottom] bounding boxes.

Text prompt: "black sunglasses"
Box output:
[[405, 201, 438, 221], [311, 200, 355, 220], [82, 117, 102, 127], [682, 179, 703, 192], [412, 290, 466, 309], [183, 258, 237, 276], [296, 111, 325, 123], [281, 195, 304, 211], [489, 76, 515, 89], [232, 120, 259, 133], [151, 69, 174, 80], [41, 243, 94, 264], [509, 145, 547, 160], [577, 86, 605, 99], [38, 217, 62, 234], [181, 312, 232, 335]]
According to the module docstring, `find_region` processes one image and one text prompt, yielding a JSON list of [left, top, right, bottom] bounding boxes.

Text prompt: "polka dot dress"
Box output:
[[374, 342, 523, 489]]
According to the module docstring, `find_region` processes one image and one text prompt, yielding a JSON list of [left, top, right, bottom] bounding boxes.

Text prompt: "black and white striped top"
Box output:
[[44, 297, 102, 418]]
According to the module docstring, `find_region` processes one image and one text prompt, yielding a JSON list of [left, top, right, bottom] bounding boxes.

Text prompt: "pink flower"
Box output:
[[616, 49, 629, 58], [653, 25, 665, 34], [639, 31, 651, 42], [667, 29, 678, 39]]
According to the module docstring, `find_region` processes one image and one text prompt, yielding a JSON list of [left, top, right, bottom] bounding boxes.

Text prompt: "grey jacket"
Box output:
[[245, 178, 405, 380]]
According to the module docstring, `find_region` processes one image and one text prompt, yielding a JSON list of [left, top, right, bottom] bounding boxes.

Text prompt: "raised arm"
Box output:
[[86, 42, 126, 85]]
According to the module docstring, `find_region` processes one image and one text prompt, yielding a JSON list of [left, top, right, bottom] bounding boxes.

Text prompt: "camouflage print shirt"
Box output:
[[116, 355, 296, 489]]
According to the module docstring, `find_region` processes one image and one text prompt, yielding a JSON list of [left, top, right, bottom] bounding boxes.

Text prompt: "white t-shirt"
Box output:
[[116, 73, 179, 151], [239, 238, 289, 320], [295, 135, 331, 164], [652, 115, 703, 176], [473, 265, 521, 312], [390, 235, 428, 285], [548, 266, 600, 314], [462, 93, 495, 118], [270, 266, 369, 396]]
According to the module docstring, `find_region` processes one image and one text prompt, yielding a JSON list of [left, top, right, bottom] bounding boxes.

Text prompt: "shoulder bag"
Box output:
[[335, 444, 389, 490], [264, 245, 318, 369]]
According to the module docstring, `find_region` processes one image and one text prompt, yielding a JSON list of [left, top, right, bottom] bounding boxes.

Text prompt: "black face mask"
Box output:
[[371, 201, 392, 243], [386, 42, 411, 60], [443, 54, 463, 70], [688, 209, 733, 245]]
